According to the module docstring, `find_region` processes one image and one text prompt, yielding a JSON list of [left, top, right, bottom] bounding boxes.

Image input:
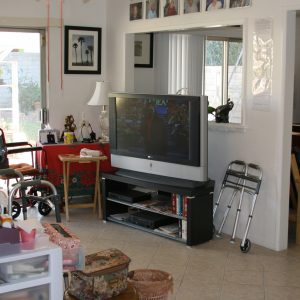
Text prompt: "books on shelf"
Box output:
[[148, 200, 173, 214], [182, 220, 187, 241], [171, 194, 188, 217], [156, 223, 179, 235], [154, 220, 187, 241]]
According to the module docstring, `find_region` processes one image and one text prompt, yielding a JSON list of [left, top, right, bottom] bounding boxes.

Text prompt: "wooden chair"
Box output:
[[290, 153, 300, 244]]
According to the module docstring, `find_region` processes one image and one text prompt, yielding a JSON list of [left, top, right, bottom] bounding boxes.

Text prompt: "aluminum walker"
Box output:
[[213, 161, 262, 253]]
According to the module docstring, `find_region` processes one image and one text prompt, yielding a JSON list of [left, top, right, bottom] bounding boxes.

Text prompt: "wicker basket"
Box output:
[[128, 269, 173, 300]]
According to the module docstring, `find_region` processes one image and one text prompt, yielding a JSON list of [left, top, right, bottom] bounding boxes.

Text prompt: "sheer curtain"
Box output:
[[168, 33, 204, 96]]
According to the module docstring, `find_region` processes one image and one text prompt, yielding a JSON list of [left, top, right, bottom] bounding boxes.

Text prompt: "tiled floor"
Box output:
[[35, 208, 300, 300]]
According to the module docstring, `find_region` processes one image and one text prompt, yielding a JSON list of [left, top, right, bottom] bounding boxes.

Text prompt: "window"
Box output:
[[205, 37, 243, 123]]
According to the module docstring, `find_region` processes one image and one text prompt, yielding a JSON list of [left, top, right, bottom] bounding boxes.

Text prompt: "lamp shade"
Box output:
[[87, 81, 110, 106]]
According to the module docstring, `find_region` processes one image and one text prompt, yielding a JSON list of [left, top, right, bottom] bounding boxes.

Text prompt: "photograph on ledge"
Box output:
[[163, 0, 178, 17], [130, 2, 143, 21], [146, 0, 159, 19], [230, 0, 251, 8], [184, 0, 200, 14], [206, 0, 224, 11]]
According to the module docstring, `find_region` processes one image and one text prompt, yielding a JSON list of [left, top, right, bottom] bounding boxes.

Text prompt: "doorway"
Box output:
[[289, 12, 300, 246], [0, 29, 46, 146]]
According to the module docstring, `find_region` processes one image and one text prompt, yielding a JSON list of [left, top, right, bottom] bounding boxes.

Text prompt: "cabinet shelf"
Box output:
[[106, 197, 187, 221], [107, 217, 186, 243], [0, 276, 50, 294], [0, 242, 63, 299], [102, 172, 214, 246]]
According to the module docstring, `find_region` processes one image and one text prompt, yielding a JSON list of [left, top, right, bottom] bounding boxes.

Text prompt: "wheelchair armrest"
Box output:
[[6, 141, 33, 148], [7, 146, 43, 155]]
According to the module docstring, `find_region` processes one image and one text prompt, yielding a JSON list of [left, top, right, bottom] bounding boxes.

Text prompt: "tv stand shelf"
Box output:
[[102, 172, 214, 246]]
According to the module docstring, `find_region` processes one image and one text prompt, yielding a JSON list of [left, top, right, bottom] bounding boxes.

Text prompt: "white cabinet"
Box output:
[[0, 241, 63, 300]]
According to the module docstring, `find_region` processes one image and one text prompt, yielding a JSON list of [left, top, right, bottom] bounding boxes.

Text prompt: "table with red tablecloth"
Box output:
[[36, 142, 116, 197]]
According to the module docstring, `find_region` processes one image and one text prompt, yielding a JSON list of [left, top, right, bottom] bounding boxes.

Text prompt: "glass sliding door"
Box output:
[[0, 29, 46, 144]]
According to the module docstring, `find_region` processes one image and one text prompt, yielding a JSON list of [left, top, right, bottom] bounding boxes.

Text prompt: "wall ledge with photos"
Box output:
[[129, 0, 252, 22]]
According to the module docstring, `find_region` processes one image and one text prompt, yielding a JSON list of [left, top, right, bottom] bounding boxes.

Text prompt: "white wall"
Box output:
[[0, 0, 107, 138], [106, 0, 300, 251]]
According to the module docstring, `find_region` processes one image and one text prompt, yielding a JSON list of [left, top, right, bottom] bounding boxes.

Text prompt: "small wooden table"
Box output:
[[58, 154, 107, 222]]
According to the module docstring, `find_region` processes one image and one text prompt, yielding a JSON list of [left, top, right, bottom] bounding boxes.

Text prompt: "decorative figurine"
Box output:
[[60, 115, 77, 142], [215, 99, 234, 123], [208, 99, 234, 123]]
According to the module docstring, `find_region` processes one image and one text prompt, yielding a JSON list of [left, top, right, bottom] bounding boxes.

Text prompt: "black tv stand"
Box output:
[[115, 169, 206, 189], [102, 171, 214, 246]]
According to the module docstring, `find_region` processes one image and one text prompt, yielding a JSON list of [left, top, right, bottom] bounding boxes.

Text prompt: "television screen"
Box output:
[[109, 94, 201, 166]]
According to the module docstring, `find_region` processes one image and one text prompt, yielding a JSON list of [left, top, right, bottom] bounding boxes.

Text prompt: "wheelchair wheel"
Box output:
[[38, 202, 52, 216], [12, 201, 21, 219]]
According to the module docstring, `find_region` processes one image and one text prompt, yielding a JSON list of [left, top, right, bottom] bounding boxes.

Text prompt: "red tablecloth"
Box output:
[[37, 142, 116, 196]]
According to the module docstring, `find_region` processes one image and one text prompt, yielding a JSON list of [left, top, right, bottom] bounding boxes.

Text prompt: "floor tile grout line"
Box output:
[[218, 250, 230, 300]]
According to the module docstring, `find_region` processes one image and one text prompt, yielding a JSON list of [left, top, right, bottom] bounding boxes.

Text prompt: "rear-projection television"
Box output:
[[109, 93, 208, 185]]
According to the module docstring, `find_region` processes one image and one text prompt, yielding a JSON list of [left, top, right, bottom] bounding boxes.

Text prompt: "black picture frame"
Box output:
[[64, 25, 101, 74], [134, 33, 154, 68]]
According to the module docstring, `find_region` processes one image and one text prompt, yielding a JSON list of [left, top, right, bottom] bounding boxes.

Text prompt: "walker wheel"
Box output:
[[240, 239, 251, 253], [12, 201, 21, 219], [38, 202, 52, 216]]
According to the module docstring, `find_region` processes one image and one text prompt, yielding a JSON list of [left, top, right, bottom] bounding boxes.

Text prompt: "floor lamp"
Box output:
[[87, 81, 110, 142]]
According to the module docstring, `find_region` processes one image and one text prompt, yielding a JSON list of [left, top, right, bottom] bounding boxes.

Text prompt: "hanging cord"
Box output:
[[60, 0, 63, 90], [46, 0, 50, 82]]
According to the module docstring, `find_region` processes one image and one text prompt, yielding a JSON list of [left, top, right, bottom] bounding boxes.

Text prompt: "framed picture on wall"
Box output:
[[206, 0, 224, 11], [130, 2, 143, 21], [163, 0, 179, 17], [184, 0, 200, 14], [64, 26, 101, 74], [146, 0, 159, 19], [229, 0, 251, 8], [134, 33, 154, 68]]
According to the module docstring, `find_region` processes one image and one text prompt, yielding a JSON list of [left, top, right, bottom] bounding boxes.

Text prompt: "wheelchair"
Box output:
[[0, 128, 61, 221]]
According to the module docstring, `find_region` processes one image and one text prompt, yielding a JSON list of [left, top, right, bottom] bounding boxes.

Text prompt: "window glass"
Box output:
[[205, 38, 242, 124], [0, 87, 12, 108], [205, 40, 223, 112], [228, 41, 243, 123], [0, 30, 44, 143]]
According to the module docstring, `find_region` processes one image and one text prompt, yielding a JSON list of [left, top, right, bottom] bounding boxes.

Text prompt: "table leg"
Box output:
[[93, 161, 102, 219], [97, 161, 102, 219], [63, 161, 70, 222]]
